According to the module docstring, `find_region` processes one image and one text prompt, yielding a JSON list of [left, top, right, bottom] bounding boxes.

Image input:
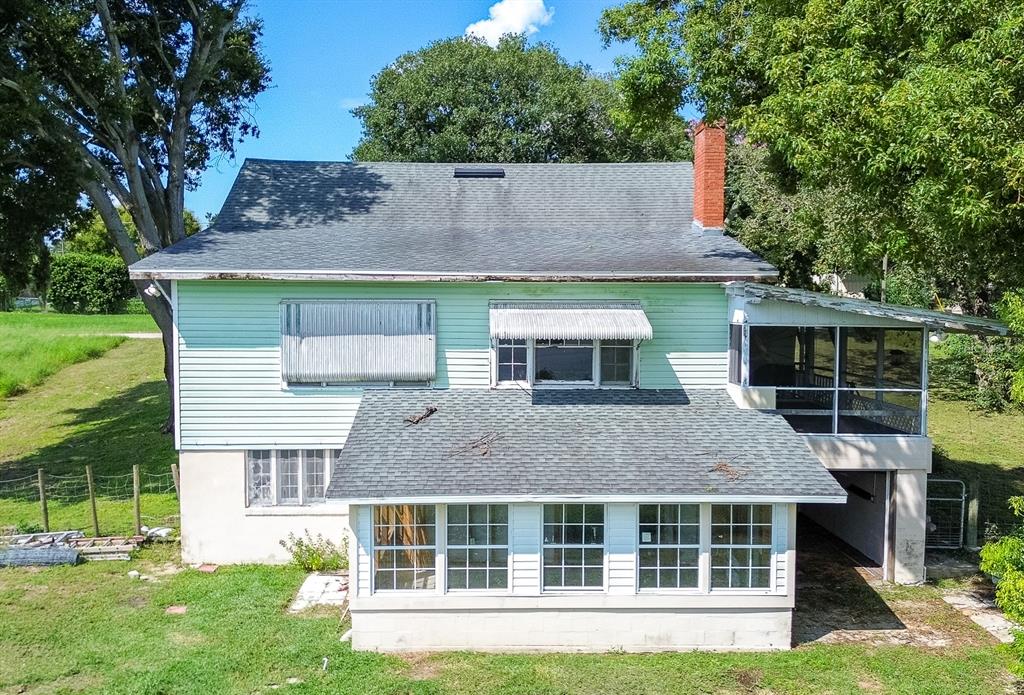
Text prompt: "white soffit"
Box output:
[[727, 282, 1009, 336], [489, 301, 654, 341]]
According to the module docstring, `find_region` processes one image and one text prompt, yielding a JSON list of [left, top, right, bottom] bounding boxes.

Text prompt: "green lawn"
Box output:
[[0, 338, 177, 535], [929, 399, 1024, 535], [0, 545, 1012, 695], [0, 311, 157, 400]]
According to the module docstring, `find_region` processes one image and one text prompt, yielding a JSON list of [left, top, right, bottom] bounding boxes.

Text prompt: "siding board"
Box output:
[[176, 281, 728, 448]]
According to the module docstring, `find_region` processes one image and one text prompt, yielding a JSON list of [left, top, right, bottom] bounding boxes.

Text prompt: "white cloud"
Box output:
[[465, 0, 554, 47]]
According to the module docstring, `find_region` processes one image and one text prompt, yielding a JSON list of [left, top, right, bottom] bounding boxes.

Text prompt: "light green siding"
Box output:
[[175, 281, 728, 449]]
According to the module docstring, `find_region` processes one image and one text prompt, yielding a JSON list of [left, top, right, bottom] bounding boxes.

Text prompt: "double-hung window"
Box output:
[[637, 504, 700, 590], [446, 504, 509, 590], [494, 339, 637, 387], [373, 505, 437, 591], [710, 504, 773, 589], [246, 449, 332, 506], [542, 504, 604, 590]]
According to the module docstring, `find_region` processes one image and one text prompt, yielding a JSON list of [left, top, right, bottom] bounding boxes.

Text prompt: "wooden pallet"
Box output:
[[67, 535, 145, 561]]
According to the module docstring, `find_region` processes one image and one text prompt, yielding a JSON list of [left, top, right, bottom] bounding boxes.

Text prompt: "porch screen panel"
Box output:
[[281, 300, 436, 383]]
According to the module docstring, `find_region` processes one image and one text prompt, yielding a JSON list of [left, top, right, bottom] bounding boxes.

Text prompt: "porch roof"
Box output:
[[727, 282, 1010, 336], [326, 389, 846, 504]]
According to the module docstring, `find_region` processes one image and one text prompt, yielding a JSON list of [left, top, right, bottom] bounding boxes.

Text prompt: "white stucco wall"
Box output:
[[352, 606, 792, 652], [179, 451, 349, 564], [893, 469, 928, 584]]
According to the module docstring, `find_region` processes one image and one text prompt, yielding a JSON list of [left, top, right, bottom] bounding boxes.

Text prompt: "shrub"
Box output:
[[49, 252, 135, 314], [279, 531, 348, 572], [124, 297, 149, 314]]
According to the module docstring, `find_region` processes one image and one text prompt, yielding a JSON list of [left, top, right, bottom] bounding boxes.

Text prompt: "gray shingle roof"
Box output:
[[326, 388, 845, 501], [130, 160, 777, 280]]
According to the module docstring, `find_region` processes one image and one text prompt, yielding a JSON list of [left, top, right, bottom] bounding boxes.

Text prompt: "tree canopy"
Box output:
[[602, 0, 1024, 308], [65, 207, 201, 256], [352, 35, 690, 163], [1, 0, 270, 429]]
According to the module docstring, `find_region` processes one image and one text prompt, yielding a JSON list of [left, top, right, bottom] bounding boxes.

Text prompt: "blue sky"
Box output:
[[186, 0, 629, 221]]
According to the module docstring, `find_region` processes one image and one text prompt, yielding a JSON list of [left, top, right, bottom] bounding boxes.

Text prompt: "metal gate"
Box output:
[[926, 478, 966, 549]]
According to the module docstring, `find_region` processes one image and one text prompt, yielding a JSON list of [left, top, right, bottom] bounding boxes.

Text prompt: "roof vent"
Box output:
[[454, 167, 505, 179]]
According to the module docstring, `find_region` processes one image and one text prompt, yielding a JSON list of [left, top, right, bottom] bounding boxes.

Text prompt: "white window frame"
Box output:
[[636, 503, 702, 593], [491, 338, 640, 389], [709, 503, 774, 592], [445, 503, 511, 593], [245, 449, 333, 507], [541, 503, 606, 592], [371, 504, 438, 593]]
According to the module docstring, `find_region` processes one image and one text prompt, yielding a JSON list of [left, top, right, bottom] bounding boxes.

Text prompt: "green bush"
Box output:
[[279, 531, 349, 573], [49, 252, 135, 314], [0, 276, 13, 311], [981, 498, 1024, 672]]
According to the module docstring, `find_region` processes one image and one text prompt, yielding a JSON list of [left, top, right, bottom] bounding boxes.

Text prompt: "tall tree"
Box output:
[[353, 35, 690, 163], [1, 0, 270, 430], [601, 0, 1024, 309]]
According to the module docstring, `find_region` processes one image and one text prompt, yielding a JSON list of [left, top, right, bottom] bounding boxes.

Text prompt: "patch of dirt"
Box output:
[[793, 520, 994, 650], [730, 666, 764, 691], [400, 652, 443, 680], [146, 562, 183, 578]]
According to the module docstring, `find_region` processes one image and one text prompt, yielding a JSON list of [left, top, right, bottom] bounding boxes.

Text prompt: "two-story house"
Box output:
[[129, 123, 1006, 652]]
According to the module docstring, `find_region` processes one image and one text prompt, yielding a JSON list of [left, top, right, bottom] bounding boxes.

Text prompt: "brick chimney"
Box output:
[[692, 121, 726, 236]]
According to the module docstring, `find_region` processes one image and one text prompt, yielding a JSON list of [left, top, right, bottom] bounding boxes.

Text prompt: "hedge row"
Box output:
[[49, 252, 135, 314]]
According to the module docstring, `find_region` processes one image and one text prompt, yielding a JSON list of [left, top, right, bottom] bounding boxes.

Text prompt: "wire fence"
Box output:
[[0, 464, 179, 536]]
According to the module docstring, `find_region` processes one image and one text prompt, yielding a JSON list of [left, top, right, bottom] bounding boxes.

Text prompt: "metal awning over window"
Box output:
[[489, 301, 653, 341], [282, 300, 436, 383]]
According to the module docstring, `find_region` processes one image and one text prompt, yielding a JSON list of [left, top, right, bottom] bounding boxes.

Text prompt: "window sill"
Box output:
[[244, 504, 349, 517]]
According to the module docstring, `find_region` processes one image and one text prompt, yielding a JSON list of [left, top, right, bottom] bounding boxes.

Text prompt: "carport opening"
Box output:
[[793, 514, 905, 645], [799, 470, 891, 576]]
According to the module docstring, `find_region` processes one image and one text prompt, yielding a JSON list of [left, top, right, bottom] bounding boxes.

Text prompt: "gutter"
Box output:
[[128, 269, 781, 283], [321, 493, 847, 505]]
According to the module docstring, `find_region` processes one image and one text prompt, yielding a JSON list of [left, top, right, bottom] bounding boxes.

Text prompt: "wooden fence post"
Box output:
[[85, 465, 100, 537], [170, 463, 180, 498], [132, 464, 142, 536], [966, 478, 980, 550], [37, 468, 49, 533]]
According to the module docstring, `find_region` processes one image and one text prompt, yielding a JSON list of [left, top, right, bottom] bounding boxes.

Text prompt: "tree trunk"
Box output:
[[135, 280, 175, 434]]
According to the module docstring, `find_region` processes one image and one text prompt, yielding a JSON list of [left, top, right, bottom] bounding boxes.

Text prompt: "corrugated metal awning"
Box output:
[[489, 301, 653, 341], [726, 282, 1010, 336], [282, 300, 436, 383]]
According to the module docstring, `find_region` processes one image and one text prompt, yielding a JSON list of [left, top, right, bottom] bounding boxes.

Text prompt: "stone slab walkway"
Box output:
[[942, 591, 1017, 644], [288, 572, 348, 613]]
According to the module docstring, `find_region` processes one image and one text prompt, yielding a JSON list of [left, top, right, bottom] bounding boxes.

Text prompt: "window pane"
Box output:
[[535, 340, 594, 382], [278, 450, 300, 503], [496, 339, 528, 383], [600, 342, 633, 384], [373, 505, 436, 592], [710, 503, 773, 590], [246, 450, 272, 505], [542, 503, 604, 590], [636, 504, 699, 591], [302, 450, 325, 501], [837, 390, 921, 435], [445, 503, 509, 591], [729, 324, 743, 385], [840, 328, 922, 389], [749, 326, 836, 387]]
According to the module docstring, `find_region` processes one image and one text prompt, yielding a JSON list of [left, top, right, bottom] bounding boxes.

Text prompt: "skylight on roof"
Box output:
[[453, 167, 505, 178]]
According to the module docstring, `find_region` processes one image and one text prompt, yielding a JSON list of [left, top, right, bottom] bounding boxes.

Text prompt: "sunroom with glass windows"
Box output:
[[328, 387, 845, 651]]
